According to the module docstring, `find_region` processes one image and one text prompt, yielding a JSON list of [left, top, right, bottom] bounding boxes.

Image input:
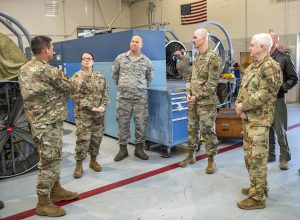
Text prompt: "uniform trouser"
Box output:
[[217, 83, 229, 108], [116, 98, 148, 145], [31, 122, 63, 196], [243, 122, 269, 202], [75, 116, 104, 161], [188, 102, 218, 155], [269, 98, 291, 161]]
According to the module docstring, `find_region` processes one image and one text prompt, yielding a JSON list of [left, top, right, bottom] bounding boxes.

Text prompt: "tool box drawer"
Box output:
[[216, 108, 242, 138]]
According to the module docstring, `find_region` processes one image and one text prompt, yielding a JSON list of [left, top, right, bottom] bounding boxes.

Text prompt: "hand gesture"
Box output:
[[187, 94, 196, 104], [92, 106, 105, 113]]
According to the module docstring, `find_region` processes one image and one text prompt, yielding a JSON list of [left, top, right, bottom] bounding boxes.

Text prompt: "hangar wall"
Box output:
[[130, 0, 300, 102], [1, 0, 299, 102]]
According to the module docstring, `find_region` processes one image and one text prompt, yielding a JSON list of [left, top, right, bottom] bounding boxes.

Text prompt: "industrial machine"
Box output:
[[0, 12, 38, 178]]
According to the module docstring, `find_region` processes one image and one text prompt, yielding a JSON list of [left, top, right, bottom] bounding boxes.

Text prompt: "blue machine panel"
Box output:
[[54, 30, 165, 63], [63, 63, 82, 123], [51, 42, 63, 67]]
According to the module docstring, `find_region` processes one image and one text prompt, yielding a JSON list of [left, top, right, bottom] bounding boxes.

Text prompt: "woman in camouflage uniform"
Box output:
[[72, 52, 109, 178]]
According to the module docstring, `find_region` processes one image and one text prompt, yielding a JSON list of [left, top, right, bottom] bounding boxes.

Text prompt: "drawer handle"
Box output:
[[172, 101, 187, 106], [221, 123, 230, 130], [172, 117, 187, 122], [172, 107, 188, 112], [171, 92, 186, 96]]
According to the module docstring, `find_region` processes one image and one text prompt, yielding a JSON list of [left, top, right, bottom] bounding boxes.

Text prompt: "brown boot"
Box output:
[[206, 155, 216, 174], [134, 143, 149, 160], [73, 160, 83, 178], [237, 197, 266, 210], [178, 149, 196, 168], [50, 182, 79, 203], [279, 160, 289, 170], [36, 195, 66, 217], [114, 144, 128, 161], [89, 156, 102, 172]]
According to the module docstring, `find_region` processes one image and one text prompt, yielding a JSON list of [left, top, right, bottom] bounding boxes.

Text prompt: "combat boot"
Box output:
[[134, 143, 149, 160], [206, 155, 216, 174], [178, 149, 196, 168], [73, 160, 83, 178], [89, 156, 102, 172], [279, 160, 289, 170], [36, 195, 66, 217], [50, 182, 79, 203], [237, 197, 266, 210], [114, 144, 128, 161]]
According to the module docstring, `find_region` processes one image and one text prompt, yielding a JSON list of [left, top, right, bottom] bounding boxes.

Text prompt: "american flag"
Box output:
[[181, 0, 207, 25]]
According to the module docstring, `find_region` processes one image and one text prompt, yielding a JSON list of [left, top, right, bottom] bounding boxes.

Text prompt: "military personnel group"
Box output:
[[17, 27, 297, 217]]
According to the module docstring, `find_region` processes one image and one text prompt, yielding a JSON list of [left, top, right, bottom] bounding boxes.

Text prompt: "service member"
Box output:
[[179, 28, 221, 174], [112, 35, 154, 161], [235, 33, 282, 209], [73, 52, 109, 178], [19, 36, 87, 217]]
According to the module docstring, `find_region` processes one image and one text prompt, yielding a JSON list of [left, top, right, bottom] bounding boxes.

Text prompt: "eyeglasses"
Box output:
[[82, 57, 93, 61]]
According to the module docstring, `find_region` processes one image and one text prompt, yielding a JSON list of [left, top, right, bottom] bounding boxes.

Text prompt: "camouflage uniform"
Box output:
[[72, 70, 109, 161], [176, 55, 192, 81], [217, 61, 231, 108], [112, 51, 153, 145], [217, 83, 228, 107], [235, 55, 283, 202], [186, 48, 221, 154], [18, 58, 83, 196]]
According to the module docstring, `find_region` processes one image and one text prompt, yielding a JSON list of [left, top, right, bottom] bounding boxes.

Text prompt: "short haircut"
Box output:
[[253, 33, 272, 52], [31, 36, 52, 55], [132, 35, 143, 43], [194, 28, 208, 41], [81, 51, 94, 60], [269, 28, 280, 41]]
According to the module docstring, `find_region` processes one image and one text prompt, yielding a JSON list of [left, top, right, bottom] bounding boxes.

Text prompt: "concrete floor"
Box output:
[[0, 103, 300, 220]]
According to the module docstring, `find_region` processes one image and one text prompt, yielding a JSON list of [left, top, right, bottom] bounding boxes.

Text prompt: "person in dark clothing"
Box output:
[[0, 201, 4, 209], [268, 29, 299, 170]]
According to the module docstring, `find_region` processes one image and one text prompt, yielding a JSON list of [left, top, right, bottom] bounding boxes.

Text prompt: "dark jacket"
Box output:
[[271, 48, 298, 98]]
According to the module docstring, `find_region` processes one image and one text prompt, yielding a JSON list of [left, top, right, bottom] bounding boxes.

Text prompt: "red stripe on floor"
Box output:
[[288, 122, 300, 130], [3, 123, 300, 220]]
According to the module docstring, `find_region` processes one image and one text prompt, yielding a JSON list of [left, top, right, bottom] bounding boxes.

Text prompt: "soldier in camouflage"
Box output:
[[72, 52, 109, 178], [112, 35, 154, 161], [235, 33, 283, 210], [18, 36, 88, 217], [174, 50, 192, 81], [178, 29, 221, 174]]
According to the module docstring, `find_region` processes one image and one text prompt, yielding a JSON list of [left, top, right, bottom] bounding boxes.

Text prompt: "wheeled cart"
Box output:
[[146, 81, 188, 158]]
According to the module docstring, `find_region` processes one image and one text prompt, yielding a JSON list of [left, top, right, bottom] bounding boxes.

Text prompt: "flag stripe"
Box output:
[[182, 12, 207, 19], [181, 17, 207, 25], [191, 8, 207, 13], [182, 17, 207, 24], [180, 0, 207, 25], [182, 17, 207, 23]]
